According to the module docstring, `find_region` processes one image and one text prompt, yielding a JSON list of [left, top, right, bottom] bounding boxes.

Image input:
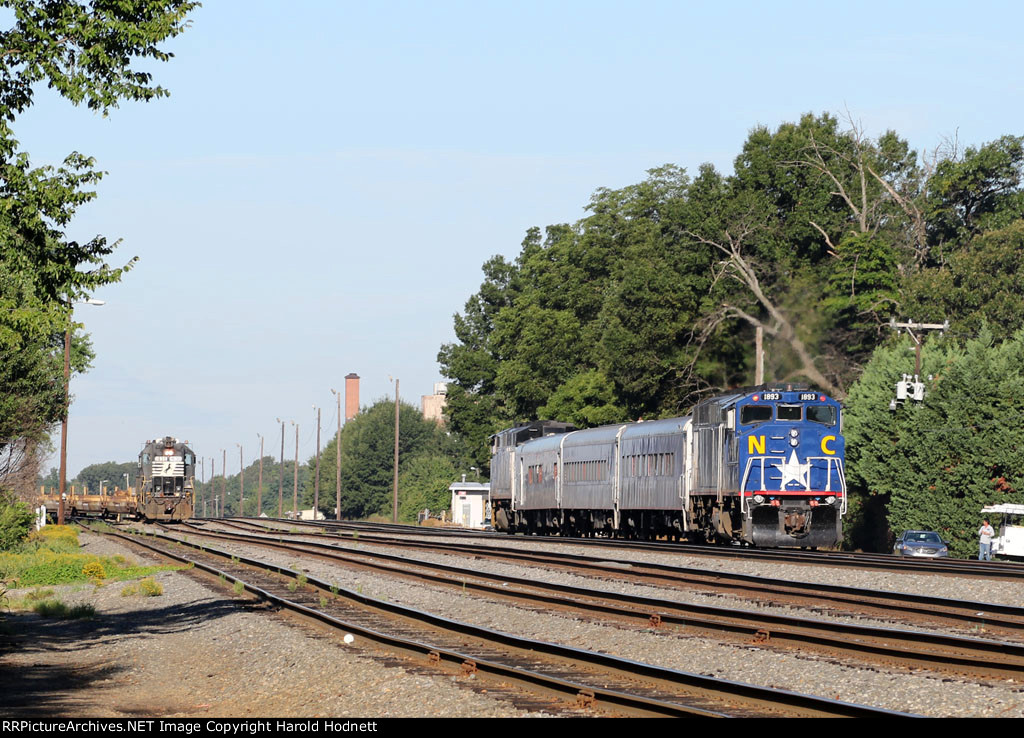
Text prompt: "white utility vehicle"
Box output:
[[981, 503, 1024, 560]]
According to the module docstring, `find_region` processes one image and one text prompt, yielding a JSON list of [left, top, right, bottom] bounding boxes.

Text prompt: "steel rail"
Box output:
[[232, 516, 1024, 579], [174, 522, 1024, 682], [212, 517, 1024, 635], [97, 524, 910, 718]]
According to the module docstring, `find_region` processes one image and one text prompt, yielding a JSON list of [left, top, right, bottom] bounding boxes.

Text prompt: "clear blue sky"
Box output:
[[23, 0, 1023, 480]]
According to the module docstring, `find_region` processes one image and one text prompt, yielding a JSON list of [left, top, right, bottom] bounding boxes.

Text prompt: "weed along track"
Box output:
[[96, 525, 910, 717]]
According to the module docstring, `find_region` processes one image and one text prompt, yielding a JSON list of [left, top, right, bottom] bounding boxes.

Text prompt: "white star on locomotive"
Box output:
[[773, 449, 811, 489]]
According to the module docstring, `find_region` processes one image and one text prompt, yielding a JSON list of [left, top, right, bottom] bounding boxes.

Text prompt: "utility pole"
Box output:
[[237, 443, 244, 517], [201, 457, 207, 518], [755, 325, 764, 385], [313, 405, 321, 519], [292, 421, 299, 520], [331, 388, 342, 521], [276, 418, 285, 518], [211, 456, 216, 517], [257, 433, 264, 518], [221, 448, 226, 518], [888, 318, 948, 409], [58, 297, 104, 525], [393, 377, 400, 524]]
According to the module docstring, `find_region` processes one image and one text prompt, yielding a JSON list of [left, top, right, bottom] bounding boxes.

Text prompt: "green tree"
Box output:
[[396, 454, 457, 523], [844, 328, 1024, 556], [925, 135, 1024, 257], [315, 399, 447, 519], [0, 1, 198, 497], [73, 460, 136, 493], [441, 111, 1024, 472], [902, 219, 1024, 340], [536, 369, 626, 427]]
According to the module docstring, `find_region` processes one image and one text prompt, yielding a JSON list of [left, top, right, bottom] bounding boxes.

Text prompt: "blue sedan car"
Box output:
[[893, 530, 949, 558]]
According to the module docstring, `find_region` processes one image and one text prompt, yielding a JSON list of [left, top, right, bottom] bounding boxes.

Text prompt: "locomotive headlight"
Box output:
[[825, 495, 836, 505], [789, 430, 799, 447], [753, 494, 766, 505]]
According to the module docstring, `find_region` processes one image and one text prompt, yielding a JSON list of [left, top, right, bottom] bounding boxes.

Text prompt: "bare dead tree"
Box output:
[[789, 113, 940, 271], [0, 433, 47, 504], [687, 212, 841, 397]]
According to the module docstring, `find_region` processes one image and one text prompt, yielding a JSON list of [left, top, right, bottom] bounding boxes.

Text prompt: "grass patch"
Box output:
[[25, 525, 80, 554], [32, 599, 96, 619], [0, 524, 183, 588], [0, 550, 181, 587], [122, 578, 163, 597]]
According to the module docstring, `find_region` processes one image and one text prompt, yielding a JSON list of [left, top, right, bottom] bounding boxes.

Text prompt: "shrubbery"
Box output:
[[0, 493, 34, 551], [845, 327, 1024, 556], [0, 525, 178, 587]]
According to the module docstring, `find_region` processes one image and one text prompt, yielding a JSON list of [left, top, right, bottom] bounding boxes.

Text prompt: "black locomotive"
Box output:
[[137, 436, 196, 522]]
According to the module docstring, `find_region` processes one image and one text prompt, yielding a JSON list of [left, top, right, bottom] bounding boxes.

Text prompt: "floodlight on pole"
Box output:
[[58, 296, 105, 525], [331, 388, 342, 521]]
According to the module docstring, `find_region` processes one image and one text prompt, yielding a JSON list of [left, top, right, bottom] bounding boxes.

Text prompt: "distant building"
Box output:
[[422, 382, 447, 424], [449, 480, 489, 529], [345, 373, 360, 421]]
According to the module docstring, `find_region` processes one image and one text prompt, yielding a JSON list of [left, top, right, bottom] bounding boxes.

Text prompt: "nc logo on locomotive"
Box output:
[[748, 435, 837, 455]]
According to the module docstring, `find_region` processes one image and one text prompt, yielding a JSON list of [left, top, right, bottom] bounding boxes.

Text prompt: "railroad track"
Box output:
[[169, 520, 1024, 683], [207, 517, 1024, 639], [93, 523, 911, 718], [225, 515, 1024, 580]]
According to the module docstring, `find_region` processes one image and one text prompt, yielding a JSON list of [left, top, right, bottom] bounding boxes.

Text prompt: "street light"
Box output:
[[330, 388, 342, 521], [275, 418, 285, 518], [312, 404, 321, 519], [236, 442, 244, 517], [256, 432, 264, 518], [58, 297, 104, 525], [290, 420, 299, 520]]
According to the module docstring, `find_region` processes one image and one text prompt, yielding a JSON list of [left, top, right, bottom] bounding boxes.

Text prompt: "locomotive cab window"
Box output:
[[777, 405, 802, 421], [740, 405, 772, 425], [807, 405, 837, 425]]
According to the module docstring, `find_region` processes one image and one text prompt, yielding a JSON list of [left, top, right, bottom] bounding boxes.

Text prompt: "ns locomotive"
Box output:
[[490, 385, 846, 548], [137, 436, 196, 522]]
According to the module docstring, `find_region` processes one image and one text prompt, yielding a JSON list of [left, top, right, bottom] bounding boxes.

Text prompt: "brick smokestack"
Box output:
[[344, 373, 360, 421]]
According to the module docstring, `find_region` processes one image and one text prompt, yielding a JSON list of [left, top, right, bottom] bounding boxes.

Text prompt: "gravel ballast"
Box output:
[[190, 529, 1024, 718], [4, 527, 1024, 718], [0, 532, 549, 718]]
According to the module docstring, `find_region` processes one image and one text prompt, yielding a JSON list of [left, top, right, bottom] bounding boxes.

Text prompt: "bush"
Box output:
[[121, 577, 163, 597], [33, 600, 95, 619], [26, 525, 79, 553], [82, 561, 106, 581], [138, 578, 163, 597], [0, 494, 35, 551]]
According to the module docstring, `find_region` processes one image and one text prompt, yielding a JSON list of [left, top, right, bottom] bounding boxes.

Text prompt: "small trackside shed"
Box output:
[[450, 481, 490, 528]]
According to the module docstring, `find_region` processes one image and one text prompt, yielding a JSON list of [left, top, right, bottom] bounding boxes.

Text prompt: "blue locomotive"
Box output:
[[489, 385, 846, 548]]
